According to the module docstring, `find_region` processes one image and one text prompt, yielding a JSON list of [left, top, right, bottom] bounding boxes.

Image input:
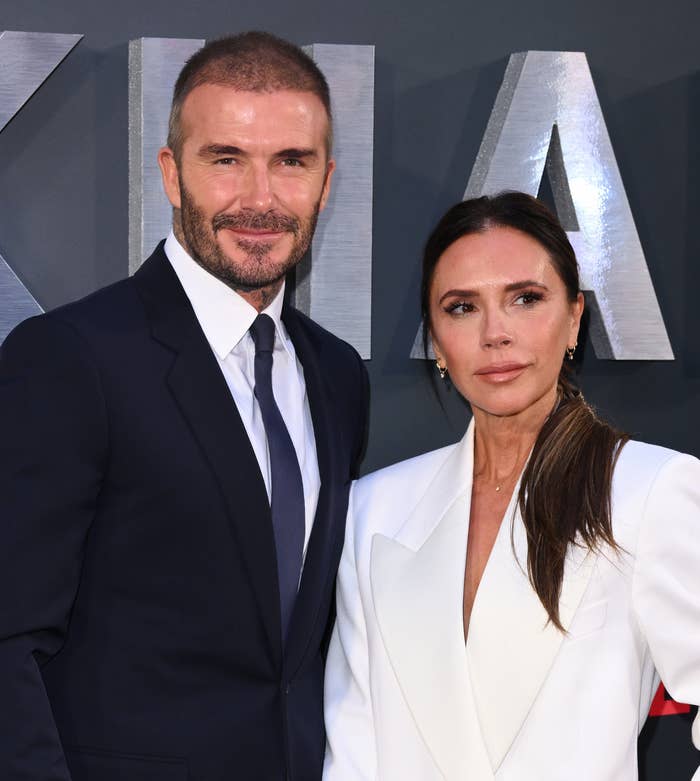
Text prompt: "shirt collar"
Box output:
[[164, 231, 293, 360]]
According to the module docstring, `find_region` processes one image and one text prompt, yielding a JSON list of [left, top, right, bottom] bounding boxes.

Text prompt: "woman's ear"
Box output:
[[569, 292, 585, 346], [432, 335, 446, 368]]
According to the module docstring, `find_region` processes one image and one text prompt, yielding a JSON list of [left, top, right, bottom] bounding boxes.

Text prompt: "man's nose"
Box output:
[[239, 164, 274, 211]]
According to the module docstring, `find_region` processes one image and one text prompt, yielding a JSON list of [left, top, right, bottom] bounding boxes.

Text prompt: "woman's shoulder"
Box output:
[[355, 442, 458, 501], [612, 438, 700, 517], [349, 442, 459, 534], [614, 438, 700, 484]]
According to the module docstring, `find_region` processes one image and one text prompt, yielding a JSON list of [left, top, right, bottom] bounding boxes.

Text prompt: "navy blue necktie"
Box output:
[[249, 313, 305, 644]]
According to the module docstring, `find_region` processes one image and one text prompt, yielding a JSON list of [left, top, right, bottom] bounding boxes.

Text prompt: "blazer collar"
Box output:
[[370, 419, 595, 776], [281, 307, 345, 676], [134, 247, 282, 664], [467, 475, 595, 771], [371, 422, 492, 780], [134, 250, 348, 672]]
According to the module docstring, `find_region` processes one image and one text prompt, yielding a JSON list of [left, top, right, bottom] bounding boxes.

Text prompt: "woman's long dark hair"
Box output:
[[421, 192, 628, 631]]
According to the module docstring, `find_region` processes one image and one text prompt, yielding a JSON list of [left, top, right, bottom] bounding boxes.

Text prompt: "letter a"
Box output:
[[412, 51, 673, 360]]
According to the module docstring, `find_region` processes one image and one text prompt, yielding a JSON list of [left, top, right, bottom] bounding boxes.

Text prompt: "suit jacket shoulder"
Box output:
[[611, 439, 700, 529], [284, 304, 359, 359], [283, 303, 369, 473], [350, 440, 459, 544]]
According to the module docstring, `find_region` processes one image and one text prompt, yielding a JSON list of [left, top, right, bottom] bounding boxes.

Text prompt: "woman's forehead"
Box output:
[[433, 227, 558, 290]]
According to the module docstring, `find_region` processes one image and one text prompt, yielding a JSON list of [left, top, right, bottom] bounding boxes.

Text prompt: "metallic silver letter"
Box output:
[[129, 39, 374, 358], [0, 249, 42, 342], [412, 51, 673, 360], [296, 44, 374, 358], [128, 37, 204, 274], [0, 30, 82, 342]]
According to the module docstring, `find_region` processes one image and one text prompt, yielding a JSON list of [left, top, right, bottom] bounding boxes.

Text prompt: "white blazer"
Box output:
[[323, 421, 700, 780]]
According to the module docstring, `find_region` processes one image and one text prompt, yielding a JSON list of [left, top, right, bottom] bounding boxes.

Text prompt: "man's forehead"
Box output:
[[181, 83, 328, 118], [178, 85, 331, 153]]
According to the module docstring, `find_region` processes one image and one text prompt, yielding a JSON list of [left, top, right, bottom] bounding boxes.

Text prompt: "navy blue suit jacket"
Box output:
[[0, 245, 369, 781]]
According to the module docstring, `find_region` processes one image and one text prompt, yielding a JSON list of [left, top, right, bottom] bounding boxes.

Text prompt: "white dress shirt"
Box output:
[[165, 231, 320, 560]]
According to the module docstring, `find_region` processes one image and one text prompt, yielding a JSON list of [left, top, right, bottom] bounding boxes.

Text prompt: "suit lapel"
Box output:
[[370, 423, 494, 780], [281, 308, 344, 676], [133, 247, 282, 665], [466, 481, 595, 772], [369, 416, 596, 777]]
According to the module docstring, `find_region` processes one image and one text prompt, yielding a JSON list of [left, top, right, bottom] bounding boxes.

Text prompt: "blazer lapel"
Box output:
[[133, 247, 282, 665], [282, 308, 344, 676], [466, 487, 596, 772], [369, 413, 596, 777], [370, 423, 495, 780]]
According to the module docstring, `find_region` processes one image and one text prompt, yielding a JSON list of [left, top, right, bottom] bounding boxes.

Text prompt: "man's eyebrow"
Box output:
[[438, 280, 549, 305], [198, 144, 245, 157], [275, 148, 318, 160]]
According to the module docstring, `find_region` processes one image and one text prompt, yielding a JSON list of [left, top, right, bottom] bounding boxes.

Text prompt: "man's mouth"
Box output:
[[212, 212, 298, 237]]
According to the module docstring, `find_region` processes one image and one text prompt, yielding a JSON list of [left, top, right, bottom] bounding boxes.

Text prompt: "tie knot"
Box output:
[[250, 313, 276, 354]]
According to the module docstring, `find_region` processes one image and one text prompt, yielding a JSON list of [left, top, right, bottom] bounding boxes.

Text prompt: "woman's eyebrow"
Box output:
[[438, 288, 477, 305], [503, 280, 549, 292]]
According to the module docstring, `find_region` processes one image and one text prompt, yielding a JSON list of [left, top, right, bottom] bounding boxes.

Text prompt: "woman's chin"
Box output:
[[468, 394, 545, 421]]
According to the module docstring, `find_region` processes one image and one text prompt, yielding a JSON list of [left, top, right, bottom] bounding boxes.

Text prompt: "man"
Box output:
[[0, 32, 368, 781]]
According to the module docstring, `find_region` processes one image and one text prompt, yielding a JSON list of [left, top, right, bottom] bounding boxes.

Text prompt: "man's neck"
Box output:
[[236, 282, 285, 313]]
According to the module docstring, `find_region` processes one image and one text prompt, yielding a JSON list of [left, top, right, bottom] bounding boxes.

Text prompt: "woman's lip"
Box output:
[[474, 363, 528, 382], [474, 363, 527, 375]]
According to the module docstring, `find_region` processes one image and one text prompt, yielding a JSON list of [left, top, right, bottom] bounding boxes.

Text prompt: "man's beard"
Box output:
[[177, 184, 320, 292]]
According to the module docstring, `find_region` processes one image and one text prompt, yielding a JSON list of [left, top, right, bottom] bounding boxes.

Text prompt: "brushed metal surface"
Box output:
[[0, 249, 42, 342], [0, 30, 82, 132], [412, 51, 673, 360], [0, 31, 81, 343], [297, 44, 375, 359], [128, 37, 204, 273]]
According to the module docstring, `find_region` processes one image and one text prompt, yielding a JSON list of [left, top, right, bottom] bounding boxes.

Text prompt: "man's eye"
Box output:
[[215, 157, 236, 165], [281, 158, 303, 167]]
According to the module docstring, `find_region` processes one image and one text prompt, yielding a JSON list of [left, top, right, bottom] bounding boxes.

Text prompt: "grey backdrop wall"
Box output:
[[2, 0, 699, 777]]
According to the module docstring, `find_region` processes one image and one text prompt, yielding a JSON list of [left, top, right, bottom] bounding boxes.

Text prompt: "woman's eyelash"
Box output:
[[444, 300, 474, 314], [517, 290, 544, 305]]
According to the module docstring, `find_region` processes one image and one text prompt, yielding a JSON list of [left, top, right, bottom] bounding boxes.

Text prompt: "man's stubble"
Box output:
[[175, 181, 321, 300]]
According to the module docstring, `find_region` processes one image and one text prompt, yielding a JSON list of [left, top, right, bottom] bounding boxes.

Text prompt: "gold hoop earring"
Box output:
[[436, 361, 447, 379], [566, 341, 578, 361]]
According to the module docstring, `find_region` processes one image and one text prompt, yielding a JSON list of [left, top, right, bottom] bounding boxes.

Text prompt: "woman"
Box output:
[[323, 193, 700, 780]]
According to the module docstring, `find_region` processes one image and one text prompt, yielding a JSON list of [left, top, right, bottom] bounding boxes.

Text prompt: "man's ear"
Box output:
[[318, 158, 336, 212], [158, 147, 181, 209]]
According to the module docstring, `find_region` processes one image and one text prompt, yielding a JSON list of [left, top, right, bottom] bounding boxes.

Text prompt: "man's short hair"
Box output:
[[167, 31, 332, 161]]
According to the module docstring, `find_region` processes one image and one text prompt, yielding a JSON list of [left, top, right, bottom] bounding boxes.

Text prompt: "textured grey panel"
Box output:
[[0, 30, 81, 342], [128, 37, 204, 273], [412, 51, 673, 360], [0, 250, 42, 342], [298, 44, 374, 359], [0, 30, 82, 131]]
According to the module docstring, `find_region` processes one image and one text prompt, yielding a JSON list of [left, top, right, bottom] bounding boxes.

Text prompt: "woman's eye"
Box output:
[[515, 291, 543, 306], [444, 301, 474, 315]]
